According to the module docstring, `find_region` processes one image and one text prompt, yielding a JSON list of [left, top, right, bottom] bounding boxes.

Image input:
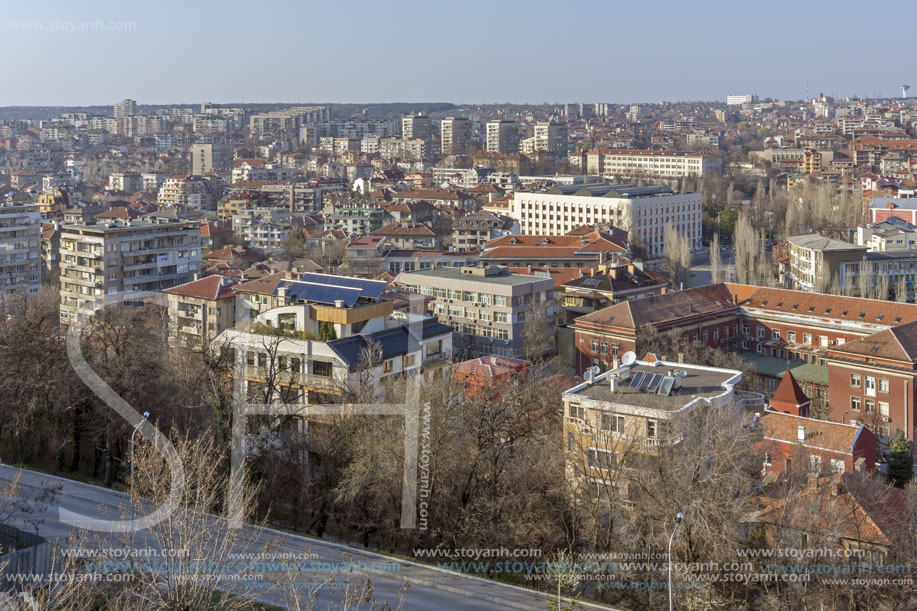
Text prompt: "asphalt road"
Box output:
[[0, 465, 617, 611]]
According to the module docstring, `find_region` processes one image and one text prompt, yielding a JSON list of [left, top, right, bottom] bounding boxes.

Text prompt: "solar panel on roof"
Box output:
[[629, 371, 645, 388], [282, 281, 362, 307], [646, 374, 663, 392], [657, 377, 675, 396], [639, 373, 655, 391], [295, 273, 387, 299]]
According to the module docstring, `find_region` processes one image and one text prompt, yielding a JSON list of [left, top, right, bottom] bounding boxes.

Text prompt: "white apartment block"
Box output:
[[380, 137, 425, 160], [726, 94, 757, 106], [0, 203, 42, 297], [533, 121, 568, 154], [59, 218, 202, 326], [249, 106, 329, 134], [113, 98, 136, 119], [512, 183, 702, 257], [402, 114, 432, 143], [441, 117, 472, 156], [157, 175, 215, 210], [486, 120, 520, 154], [586, 149, 722, 178]]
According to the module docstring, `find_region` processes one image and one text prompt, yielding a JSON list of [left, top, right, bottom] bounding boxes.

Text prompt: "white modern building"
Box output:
[[586, 149, 722, 178], [512, 183, 703, 257]]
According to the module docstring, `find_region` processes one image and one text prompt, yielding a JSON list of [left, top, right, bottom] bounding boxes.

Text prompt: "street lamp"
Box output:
[[669, 512, 684, 611], [130, 411, 150, 523]]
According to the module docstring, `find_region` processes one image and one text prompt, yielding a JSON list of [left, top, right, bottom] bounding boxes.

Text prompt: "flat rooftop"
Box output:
[[399, 266, 550, 286], [567, 361, 740, 411]]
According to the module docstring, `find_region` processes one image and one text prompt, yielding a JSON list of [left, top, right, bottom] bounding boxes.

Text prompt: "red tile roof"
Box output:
[[163, 275, 237, 300], [771, 370, 810, 407]]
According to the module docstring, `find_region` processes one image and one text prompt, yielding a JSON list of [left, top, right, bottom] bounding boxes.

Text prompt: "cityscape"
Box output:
[[1, 2, 916, 610]]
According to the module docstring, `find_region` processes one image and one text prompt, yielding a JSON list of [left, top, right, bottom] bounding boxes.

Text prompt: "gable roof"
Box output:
[[163, 275, 237, 300], [575, 283, 737, 330], [830, 320, 917, 363]]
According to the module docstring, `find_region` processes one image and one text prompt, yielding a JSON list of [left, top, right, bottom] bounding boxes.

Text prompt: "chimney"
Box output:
[[797, 425, 806, 442], [609, 374, 618, 392], [609, 267, 617, 279], [612, 356, 619, 370], [193, 273, 200, 281], [334, 299, 345, 308], [278, 286, 287, 298]]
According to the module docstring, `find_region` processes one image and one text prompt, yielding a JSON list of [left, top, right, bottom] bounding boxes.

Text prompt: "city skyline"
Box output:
[[2, 0, 913, 106]]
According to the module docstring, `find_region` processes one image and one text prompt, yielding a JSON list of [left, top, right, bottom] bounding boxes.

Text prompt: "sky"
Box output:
[[1, 0, 914, 107]]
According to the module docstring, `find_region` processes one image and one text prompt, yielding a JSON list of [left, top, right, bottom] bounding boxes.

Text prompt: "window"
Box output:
[[587, 448, 617, 471], [494, 311, 508, 323], [850, 374, 861, 388], [602, 414, 624, 433], [764, 453, 772, 467], [313, 361, 333, 377], [803, 333, 813, 345], [809, 455, 822, 474], [772, 329, 780, 339], [569, 404, 585, 421], [879, 378, 889, 393], [382, 359, 393, 373], [851, 397, 861, 411], [591, 339, 599, 352], [830, 459, 845, 473], [494, 295, 507, 307], [865, 376, 876, 397], [646, 420, 657, 440], [788, 331, 796, 342], [879, 402, 890, 420], [567, 431, 576, 453], [403, 354, 416, 368], [757, 327, 765, 338], [600, 341, 608, 355], [864, 399, 875, 414]]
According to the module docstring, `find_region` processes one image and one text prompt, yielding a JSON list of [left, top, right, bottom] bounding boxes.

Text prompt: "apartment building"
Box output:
[[452, 211, 516, 253], [215, 273, 451, 404], [59, 218, 202, 326], [533, 121, 568, 154], [158, 175, 216, 210], [113, 98, 136, 119], [440, 117, 472, 156], [785, 235, 867, 292], [191, 143, 233, 174], [402, 114, 432, 144], [380, 137, 426, 160], [397, 265, 554, 358], [563, 356, 758, 496], [572, 282, 917, 442], [586, 149, 723, 178], [512, 183, 702, 257], [486, 120, 519, 155], [107, 172, 143, 193], [0, 203, 42, 297], [163, 275, 238, 350], [249, 106, 329, 134]]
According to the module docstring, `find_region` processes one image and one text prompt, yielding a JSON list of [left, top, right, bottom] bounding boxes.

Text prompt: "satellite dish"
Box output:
[[584, 370, 594, 383], [677, 369, 688, 378], [621, 351, 637, 366], [590, 365, 601, 375]]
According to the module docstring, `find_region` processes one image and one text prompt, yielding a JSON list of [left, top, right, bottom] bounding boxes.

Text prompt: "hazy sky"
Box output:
[[2, 0, 913, 106]]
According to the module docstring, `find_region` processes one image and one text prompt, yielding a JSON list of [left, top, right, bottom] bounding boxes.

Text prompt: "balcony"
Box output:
[[735, 390, 767, 409]]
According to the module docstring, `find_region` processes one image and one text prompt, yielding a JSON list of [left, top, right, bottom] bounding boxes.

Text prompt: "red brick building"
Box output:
[[572, 282, 917, 441]]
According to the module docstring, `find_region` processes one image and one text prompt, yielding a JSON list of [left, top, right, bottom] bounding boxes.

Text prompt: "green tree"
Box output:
[[887, 431, 913, 488]]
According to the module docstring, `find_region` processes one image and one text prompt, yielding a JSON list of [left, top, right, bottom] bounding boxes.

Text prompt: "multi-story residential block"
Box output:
[[512, 183, 702, 257], [380, 137, 426, 160], [107, 172, 144, 193], [452, 211, 517, 253], [431, 167, 494, 189], [157, 175, 216, 210], [486, 120, 519, 155], [0, 203, 42, 297], [563, 355, 761, 497], [533, 121, 568, 154], [440, 117, 472, 156], [370, 222, 439, 250], [249, 106, 329, 135], [726, 94, 757, 105], [785, 235, 867, 292], [397, 265, 554, 358], [191, 143, 233, 174], [401, 114, 432, 144], [215, 273, 452, 404], [113, 98, 137, 119], [59, 218, 202, 326], [163, 275, 239, 350], [327, 207, 388, 236], [586, 149, 722, 178]]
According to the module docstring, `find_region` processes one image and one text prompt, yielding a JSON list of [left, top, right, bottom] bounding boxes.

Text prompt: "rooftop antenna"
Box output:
[[902, 85, 911, 99]]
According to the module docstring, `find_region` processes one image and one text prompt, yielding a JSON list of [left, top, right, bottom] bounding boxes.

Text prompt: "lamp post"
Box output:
[[668, 512, 684, 611], [130, 411, 149, 523]]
